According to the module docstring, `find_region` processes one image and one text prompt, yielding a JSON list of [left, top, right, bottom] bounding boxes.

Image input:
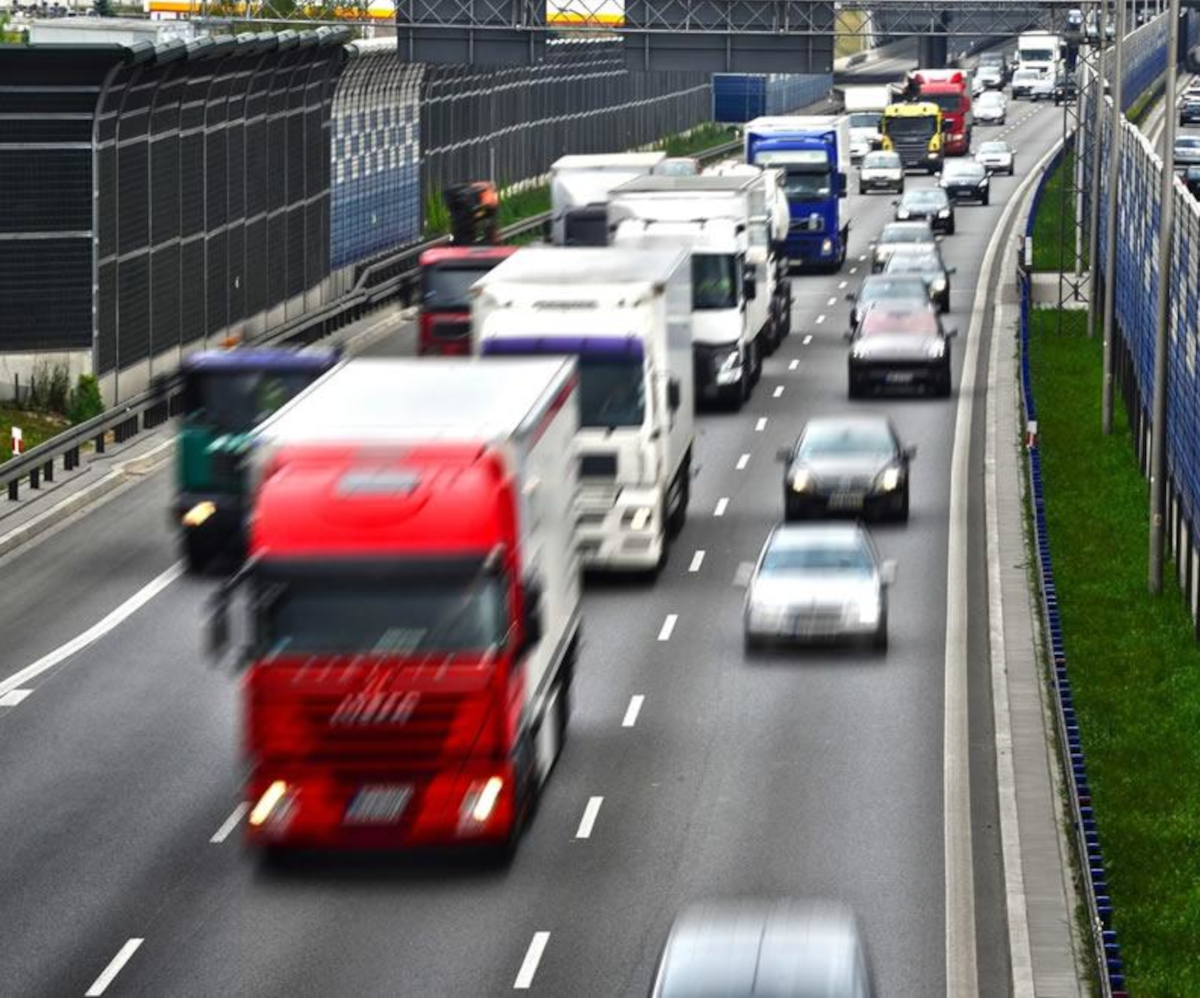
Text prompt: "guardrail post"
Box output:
[[29, 467, 39, 490], [7, 480, 17, 501], [42, 460, 53, 483], [95, 432, 106, 455]]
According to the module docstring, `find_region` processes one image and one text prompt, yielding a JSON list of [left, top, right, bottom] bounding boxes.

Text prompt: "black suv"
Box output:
[[893, 188, 956, 235]]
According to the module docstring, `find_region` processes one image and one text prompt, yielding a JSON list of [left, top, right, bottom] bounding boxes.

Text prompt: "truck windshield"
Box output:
[[780, 170, 834, 201], [422, 265, 489, 310], [578, 356, 645, 428], [849, 112, 881, 130], [183, 370, 318, 434], [1020, 48, 1055, 62], [563, 208, 608, 246], [262, 574, 510, 656], [885, 117, 937, 139], [923, 94, 961, 113], [693, 254, 740, 310]]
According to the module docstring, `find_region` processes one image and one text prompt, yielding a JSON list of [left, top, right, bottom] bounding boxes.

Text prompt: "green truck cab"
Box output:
[[174, 347, 340, 573]]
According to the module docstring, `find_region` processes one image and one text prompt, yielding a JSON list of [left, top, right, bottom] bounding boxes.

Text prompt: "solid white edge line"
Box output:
[[736, 453, 750, 471], [985, 267, 1036, 997], [575, 796, 604, 839], [210, 803, 251, 845], [943, 121, 1062, 1000], [657, 614, 678, 642], [514, 932, 550, 990], [755, 417, 768, 432], [689, 549, 705, 572], [0, 689, 32, 707], [622, 695, 644, 728], [85, 938, 144, 997], [0, 562, 184, 698], [714, 497, 729, 517]]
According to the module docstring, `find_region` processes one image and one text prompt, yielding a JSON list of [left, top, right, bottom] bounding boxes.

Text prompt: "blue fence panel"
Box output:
[[712, 73, 833, 122]]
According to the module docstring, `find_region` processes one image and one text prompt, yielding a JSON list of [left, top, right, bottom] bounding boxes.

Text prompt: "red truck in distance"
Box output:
[[209, 357, 582, 853], [906, 70, 973, 157], [417, 245, 517, 356]]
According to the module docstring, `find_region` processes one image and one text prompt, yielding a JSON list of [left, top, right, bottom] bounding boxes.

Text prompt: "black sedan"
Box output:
[[846, 302, 958, 398], [883, 246, 956, 312], [938, 160, 992, 205], [846, 274, 934, 330], [893, 187, 956, 234], [1184, 165, 1200, 200], [778, 414, 917, 522]]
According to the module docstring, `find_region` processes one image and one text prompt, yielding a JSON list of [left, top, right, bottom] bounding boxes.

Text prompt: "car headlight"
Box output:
[[927, 339, 946, 358], [877, 466, 902, 493], [932, 276, 947, 293], [857, 595, 882, 625], [897, 208, 910, 220], [790, 468, 812, 493], [717, 348, 741, 373], [938, 209, 951, 218], [979, 178, 989, 187], [624, 506, 655, 531]]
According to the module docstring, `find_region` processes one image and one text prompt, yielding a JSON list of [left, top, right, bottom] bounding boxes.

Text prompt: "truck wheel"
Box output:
[[183, 531, 211, 575], [749, 339, 762, 387], [666, 454, 690, 538]]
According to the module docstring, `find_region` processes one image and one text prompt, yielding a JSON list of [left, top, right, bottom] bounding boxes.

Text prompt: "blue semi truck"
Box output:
[[743, 115, 851, 272]]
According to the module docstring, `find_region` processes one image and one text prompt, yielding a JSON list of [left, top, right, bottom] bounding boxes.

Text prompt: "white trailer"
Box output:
[[841, 85, 891, 162], [549, 152, 668, 246], [472, 247, 695, 575]]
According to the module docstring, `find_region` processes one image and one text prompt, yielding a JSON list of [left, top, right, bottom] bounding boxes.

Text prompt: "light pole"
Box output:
[[1102, 0, 1127, 433], [1086, 0, 1110, 337], [1149, 0, 1181, 594]]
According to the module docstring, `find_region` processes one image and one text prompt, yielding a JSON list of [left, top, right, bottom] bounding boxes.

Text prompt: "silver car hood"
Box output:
[[854, 333, 942, 360], [749, 573, 879, 609]]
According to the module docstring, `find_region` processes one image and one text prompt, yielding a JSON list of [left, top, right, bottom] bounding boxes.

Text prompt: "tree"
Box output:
[[93, 0, 113, 15]]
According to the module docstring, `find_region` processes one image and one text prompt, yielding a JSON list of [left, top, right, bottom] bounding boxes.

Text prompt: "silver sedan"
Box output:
[[743, 523, 895, 651]]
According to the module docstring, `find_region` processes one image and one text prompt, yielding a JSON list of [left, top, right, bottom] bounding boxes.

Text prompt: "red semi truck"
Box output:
[[906, 70, 973, 156], [417, 245, 517, 356], [209, 357, 582, 852]]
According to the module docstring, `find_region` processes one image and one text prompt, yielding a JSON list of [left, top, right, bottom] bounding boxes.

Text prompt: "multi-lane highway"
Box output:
[[0, 98, 1065, 997]]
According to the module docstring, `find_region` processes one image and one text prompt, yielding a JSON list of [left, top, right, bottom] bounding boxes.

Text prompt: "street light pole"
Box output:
[[1102, 0, 1128, 432], [1086, 0, 1110, 337], [1149, 0, 1181, 594]]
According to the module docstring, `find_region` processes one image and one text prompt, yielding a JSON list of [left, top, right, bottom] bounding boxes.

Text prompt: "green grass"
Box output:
[[0, 407, 70, 463], [1028, 310, 1200, 996], [1032, 152, 1087, 272], [653, 122, 736, 158]]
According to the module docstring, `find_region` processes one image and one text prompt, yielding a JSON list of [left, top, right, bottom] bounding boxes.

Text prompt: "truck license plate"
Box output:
[[345, 784, 412, 824], [829, 492, 865, 511]]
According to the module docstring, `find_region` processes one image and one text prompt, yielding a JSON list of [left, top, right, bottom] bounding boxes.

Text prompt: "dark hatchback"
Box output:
[[778, 414, 917, 522], [938, 160, 992, 205], [846, 274, 934, 329], [894, 187, 956, 234]]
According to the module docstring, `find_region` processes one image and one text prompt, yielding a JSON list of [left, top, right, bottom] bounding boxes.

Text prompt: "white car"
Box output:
[[1011, 68, 1051, 101], [743, 523, 895, 651], [975, 90, 1008, 125], [976, 140, 1015, 175], [858, 150, 904, 194]]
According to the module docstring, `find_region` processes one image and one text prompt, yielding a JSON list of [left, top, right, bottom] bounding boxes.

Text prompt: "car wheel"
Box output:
[[666, 453, 690, 538], [940, 287, 951, 312], [938, 361, 952, 397], [949, 220, 956, 236], [898, 179, 906, 193], [848, 373, 861, 399], [982, 191, 990, 206], [784, 496, 804, 522], [183, 530, 212, 576], [859, 183, 866, 195], [1009, 163, 1015, 176]]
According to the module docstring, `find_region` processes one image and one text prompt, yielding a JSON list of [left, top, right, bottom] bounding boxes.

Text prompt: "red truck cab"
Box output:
[[418, 246, 517, 356], [909, 71, 972, 157]]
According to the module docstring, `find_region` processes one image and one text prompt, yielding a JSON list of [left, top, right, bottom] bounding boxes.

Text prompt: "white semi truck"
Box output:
[[472, 247, 695, 575], [842, 85, 891, 163], [607, 174, 784, 410], [549, 153, 668, 246]]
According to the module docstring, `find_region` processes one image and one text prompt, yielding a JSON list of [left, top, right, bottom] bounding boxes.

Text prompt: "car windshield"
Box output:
[[761, 539, 875, 576], [693, 253, 740, 310], [979, 142, 1009, 154], [183, 369, 321, 434], [881, 224, 933, 244], [261, 571, 510, 657], [887, 252, 942, 275], [902, 190, 946, 208], [1020, 47, 1056, 62], [863, 152, 901, 169], [849, 112, 881, 130], [578, 356, 646, 428], [977, 92, 1004, 107], [422, 264, 491, 308], [798, 424, 895, 459], [944, 162, 985, 180], [885, 116, 938, 139], [861, 276, 929, 302], [1176, 138, 1200, 149]]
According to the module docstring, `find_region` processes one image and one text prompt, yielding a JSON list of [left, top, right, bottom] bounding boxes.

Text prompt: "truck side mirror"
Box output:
[[522, 576, 544, 650], [667, 377, 682, 412], [744, 275, 758, 300], [837, 170, 848, 199], [903, 444, 918, 460]]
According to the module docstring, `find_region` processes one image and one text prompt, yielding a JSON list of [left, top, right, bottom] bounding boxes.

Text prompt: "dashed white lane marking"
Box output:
[[622, 695, 645, 727], [86, 939, 144, 997], [657, 614, 678, 641], [850, 266, 858, 275], [789, 359, 800, 371], [815, 315, 826, 324], [755, 417, 768, 432], [575, 796, 604, 839], [858, 254, 868, 262], [773, 385, 785, 398], [827, 296, 838, 306], [714, 497, 729, 517], [514, 932, 550, 990], [802, 334, 813, 345], [736, 453, 750, 471], [0, 689, 32, 707], [689, 549, 706, 573], [838, 280, 848, 289], [0, 562, 184, 699], [210, 803, 250, 844]]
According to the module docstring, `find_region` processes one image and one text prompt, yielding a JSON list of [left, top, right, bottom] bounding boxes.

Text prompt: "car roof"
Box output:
[[881, 221, 934, 237], [860, 305, 940, 335], [770, 523, 869, 548]]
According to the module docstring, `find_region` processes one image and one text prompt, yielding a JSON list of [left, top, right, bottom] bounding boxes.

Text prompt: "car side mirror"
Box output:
[[844, 292, 855, 301], [522, 576, 544, 649], [903, 444, 918, 460], [775, 446, 794, 463], [947, 266, 957, 275], [880, 559, 898, 586], [891, 199, 899, 206], [667, 376, 682, 412], [946, 328, 959, 339]]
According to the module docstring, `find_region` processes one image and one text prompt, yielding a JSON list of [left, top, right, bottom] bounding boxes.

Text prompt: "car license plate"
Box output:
[[828, 492, 865, 511], [886, 371, 915, 384], [345, 784, 412, 824]]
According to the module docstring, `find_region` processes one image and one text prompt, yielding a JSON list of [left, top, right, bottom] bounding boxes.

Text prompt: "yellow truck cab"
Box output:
[[880, 103, 944, 173]]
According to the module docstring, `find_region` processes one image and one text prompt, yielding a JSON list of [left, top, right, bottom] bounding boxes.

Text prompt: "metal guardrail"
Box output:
[[1, 137, 743, 504]]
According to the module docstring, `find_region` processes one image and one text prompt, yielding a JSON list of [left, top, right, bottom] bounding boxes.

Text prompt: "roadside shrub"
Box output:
[[27, 361, 72, 415], [69, 374, 104, 424]]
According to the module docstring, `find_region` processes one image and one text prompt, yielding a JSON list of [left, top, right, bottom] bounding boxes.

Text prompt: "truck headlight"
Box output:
[[938, 209, 951, 218], [625, 506, 655, 531], [790, 468, 812, 493], [821, 238, 833, 255], [932, 276, 947, 293], [182, 501, 217, 527], [877, 466, 902, 493]]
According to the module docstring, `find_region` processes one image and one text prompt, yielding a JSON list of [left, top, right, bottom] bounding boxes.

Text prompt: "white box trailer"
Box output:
[[472, 247, 695, 574], [549, 152, 668, 246], [841, 86, 891, 162]]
